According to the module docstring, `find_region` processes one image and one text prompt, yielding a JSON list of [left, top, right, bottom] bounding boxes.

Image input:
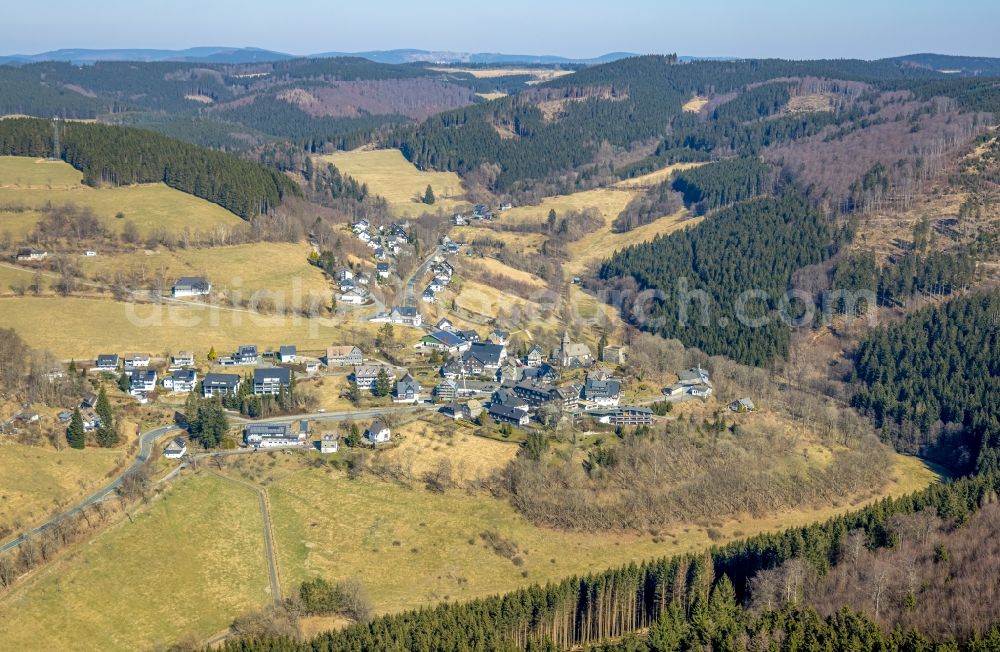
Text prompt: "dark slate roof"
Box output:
[[203, 373, 241, 388], [427, 330, 466, 348], [489, 403, 528, 421], [584, 378, 622, 399], [172, 369, 197, 382], [279, 345, 297, 356], [254, 367, 291, 384], [467, 342, 504, 366]]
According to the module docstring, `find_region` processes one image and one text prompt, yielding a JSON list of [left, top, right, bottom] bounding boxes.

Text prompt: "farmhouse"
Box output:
[[278, 345, 297, 363], [95, 354, 119, 371], [162, 369, 198, 393], [393, 373, 422, 403], [171, 276, 211, 298], [324, 345, 363, 367], [364, 419, 392, 444], [244, 423, 299, 449], [253, 367, 292, 395], [15, 247, 48, 262], [163, 437, 188, 459], [202, 373, 241, 398]]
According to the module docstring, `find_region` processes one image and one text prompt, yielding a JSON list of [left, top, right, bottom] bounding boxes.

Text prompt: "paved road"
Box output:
[[401, 245, 443, 307], [0, 425, 180, 553]]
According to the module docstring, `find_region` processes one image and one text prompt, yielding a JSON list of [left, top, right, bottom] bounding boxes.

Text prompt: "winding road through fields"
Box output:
[[0, 404, 431, 554]]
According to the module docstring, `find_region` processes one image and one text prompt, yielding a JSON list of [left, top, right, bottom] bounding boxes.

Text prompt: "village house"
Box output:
[[492, 387, 531, 412], [339, 288, 369, 305], [162, 369, 198, 393], [393, 373, 422, 404], [435, 378, 458, 401], [171, 276, 211, 298], [202, 373, 241, 398], [488, 403, 531, 427], [335, 268, 354, 283], [364, 419, 391, 444], [436, 318, 456, 333], [128, 369, 157, 397], [582, 377, 622, 407], [353, 364, 393, 391], [234, 345, 258, 366], [489, 329, 510, 346], [123, 353, 151, 369], [172, 351, 195, 367], [421, 288, 437, 303], [320, 433, 339, 454], [81, 393, 99, 409], [278, 345, 297, 364], [244, 423, 300, 449], [729, 398, 756, 413], [163, 437, 188, 459], [80, 409, 101, 432], [372, 306, 422, 327], [457, 329, 480, 343], [253, 367, 291, 396], [15, 247, 48, 262], [521, 363, 558, 384], [464, 342, 507, 372], [524, 345, 544, 367], [496, 359, 523, 383], [376, 262, 391, 278], [95, 354, 119, 371], [352, 219, 369, 233], [324, 345, 363, 367]]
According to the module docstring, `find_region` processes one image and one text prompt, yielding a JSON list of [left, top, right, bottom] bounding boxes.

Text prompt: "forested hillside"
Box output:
[[852, 291, 1000, 475], [670, 158, 771, 213], [600, 193, 831, 366], [212, 473, 1000, 652], [0, 118, 299, 217]]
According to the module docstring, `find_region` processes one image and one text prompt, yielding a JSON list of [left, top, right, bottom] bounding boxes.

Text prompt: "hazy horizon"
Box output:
[[3, 0, 999, 60]]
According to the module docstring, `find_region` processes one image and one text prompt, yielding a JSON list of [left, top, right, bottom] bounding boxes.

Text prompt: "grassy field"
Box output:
[[0, 443, 126, 533], [461, 257, 546, 288], [0, 262, 51, 294], [263, 451, 938, 615], [614, 162, 706, 189], [427, 67, 575, 83], [565, 208, 701, 276], [317, 149, 467, 216], [78, 241, 330, 299], [0, 296, 355, 359], [0, 157, 245, 238], [682, 96, 709, 113], [0, 472, 269, 652], [501, 188, 636, 226]]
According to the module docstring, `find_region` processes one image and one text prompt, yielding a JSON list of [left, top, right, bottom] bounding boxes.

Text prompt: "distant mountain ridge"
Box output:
[[0, 46, 639, 66]]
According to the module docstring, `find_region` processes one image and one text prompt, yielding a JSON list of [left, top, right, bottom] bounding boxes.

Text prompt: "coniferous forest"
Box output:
[[0, 117, 299, 218]]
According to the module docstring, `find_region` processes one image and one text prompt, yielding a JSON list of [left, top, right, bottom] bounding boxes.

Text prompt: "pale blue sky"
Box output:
[[3, 0, 998, 59]]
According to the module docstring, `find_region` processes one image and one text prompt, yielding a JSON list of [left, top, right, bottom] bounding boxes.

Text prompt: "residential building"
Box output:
[[335, 268, 354, 283], [234, 345, 258, 365], [729, 398, 756, 413], [364, 419, 392, 444], [524, 345, 544, 368], [489, 329, 510, 345], [325, 345, 363, 367], [320, 434, 339, 454], [393, 373, 422, 404], [278, 345, 297, 364], [163, 437, 188, 459], [171, 276, 211, 297], [374, 306, 422, 327], [489, 403, 530, 427], [435, 379, 458, 401], [81, 393, 98, 408], [80, 409, 101, 431], [376, 262, 391, 278], [253, 367, 292, 395], [95, 354, 119, 371], [129, 369, 157, 397], [15, 247, 48, 262], [492, 387, 530, 412], [582, 378, 622, 407], [339, 288, 368, 305], [590, 406, 654, 426], [202, 373, 241, 398], [172, 351, 195, 367], [352, 219, 369, 233], [464, 342, 506, 372], [422, 288, 437, 303], [521, 363, 558, 384], [244, 423, 299, 449], [163, 369, 198, 393], [353, 364, 393, 391], [123, 353, 150, 369], [496, 359, 522, 383], [457, 329, 480, 343], [678, 367, 711, 386]]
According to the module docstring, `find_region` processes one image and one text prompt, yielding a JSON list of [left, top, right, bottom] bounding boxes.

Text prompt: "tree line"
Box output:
[[0, 117, 300, 218], [670, 158, 772, 214], [209, 471, 1000, 651]]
